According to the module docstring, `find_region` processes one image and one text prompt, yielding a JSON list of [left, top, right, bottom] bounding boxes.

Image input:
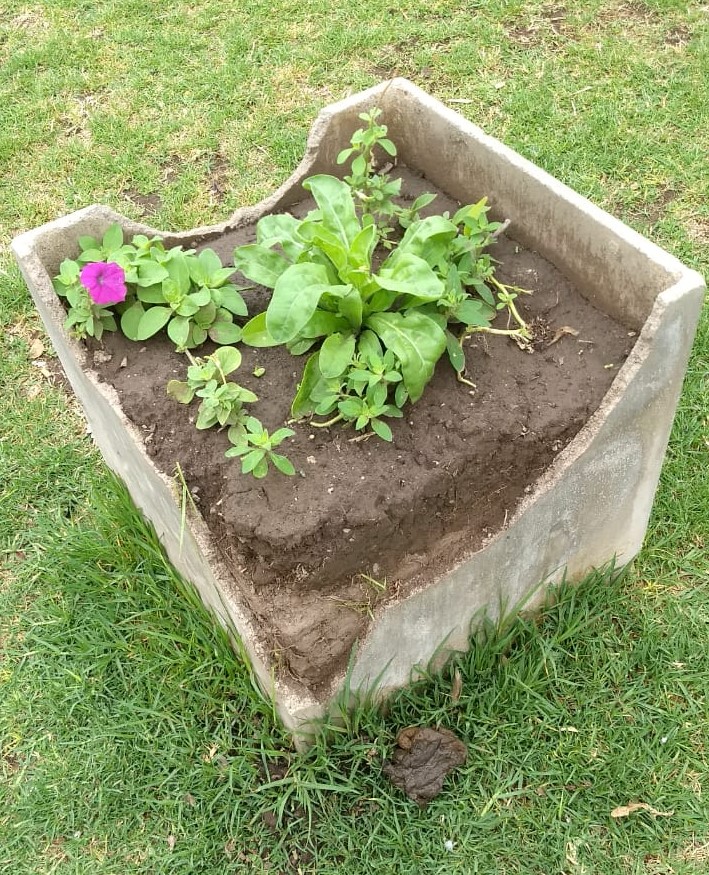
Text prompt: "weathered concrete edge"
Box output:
[[12, 80, 707, 734], [12, 215, 324, 733], [344, 272, 706, 697]]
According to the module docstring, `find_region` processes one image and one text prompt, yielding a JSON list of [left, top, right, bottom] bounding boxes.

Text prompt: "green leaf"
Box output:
[[291, 353, 321, 419], [194, 302, 217, 329], [136, 306, 172, 340], [351, 154, 367, 177], [196, 405, 218, 430], [245, 416, 262, 434], [366, 311, 446, 402], [375, 252, 444, 301], [242, 449, 267, 474], [197, 248, 223, 277], [102, 223, 124, 254], [445, 330, 465, 374], [371, 418, 393, 441], [136, 261, 170, 287], [241, 312, 280, 347], [337, 287, 363, 331], [175, 297, 200, 318], [209, 322, 243, 344], [396, 215, 457, 267], [379, 138, 397, 157], [233, 244, 290, 288], [338, 397, 363, 420], [318, 332, 356, 379], [288, 338, 317, 355], [270, 427, 295, 445], [166, 254, 191, 295], [120, 302, 146, 341], [394, 381, 408, 408], [252, 457, 269, 478], [166, 380, 195, 404], [167, 315, 190, 348], [78, 248, 103, 263], [226, 424, 247, 448], [302, 175, 360, 246], [58, 259, 81, 284], [471, 279, 496, 307], [187, 287, 212, 307], [266, 262, 332, 343], [364, 288, 398, 316], [357, 330, 383, 359], [78, 235, 99, 252], [348, 223, 377, 269], [299, 310, 350, 339], [137, 284, 167, 304], [210, 346, 242, 376], [270, 452, 295, 476], [256, 214, 304, 262], [454, 298, 494, 328], [219, 285, 248, 317], [187, 325, 208, 348], [304, 224, 351, 274], [368, 382, 387, 409]]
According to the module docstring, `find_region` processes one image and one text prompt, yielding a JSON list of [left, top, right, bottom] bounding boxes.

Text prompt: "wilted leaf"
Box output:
[[29, 338, 45, 359], [610, 802, 673, 819], [547, 325, 579, 346], [450, 668, 462, 703]]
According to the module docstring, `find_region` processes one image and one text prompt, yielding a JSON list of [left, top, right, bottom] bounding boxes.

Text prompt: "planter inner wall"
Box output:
[[12, 79, 705, 734]]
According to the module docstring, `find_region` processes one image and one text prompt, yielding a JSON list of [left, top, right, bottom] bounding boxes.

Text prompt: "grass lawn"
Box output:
[[1, 0, 708, 871]]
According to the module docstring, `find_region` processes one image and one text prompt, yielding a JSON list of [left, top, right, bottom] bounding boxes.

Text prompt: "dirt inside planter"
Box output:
[[87, 167, 636, 693]]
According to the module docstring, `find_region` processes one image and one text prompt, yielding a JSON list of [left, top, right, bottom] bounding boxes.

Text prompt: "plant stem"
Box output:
[[310, 414, 344, 428], [455, 370, 477, 389]]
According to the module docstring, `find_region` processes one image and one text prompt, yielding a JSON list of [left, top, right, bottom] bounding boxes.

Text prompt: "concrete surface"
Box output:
[[12, 79, 706, 738]]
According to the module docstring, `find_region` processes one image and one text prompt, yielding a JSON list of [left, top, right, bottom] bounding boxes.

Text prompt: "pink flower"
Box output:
[[79, 261, 127, 306]]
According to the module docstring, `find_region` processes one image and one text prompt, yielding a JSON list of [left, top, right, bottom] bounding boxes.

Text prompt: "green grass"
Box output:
[[1, 0, 708, 871]]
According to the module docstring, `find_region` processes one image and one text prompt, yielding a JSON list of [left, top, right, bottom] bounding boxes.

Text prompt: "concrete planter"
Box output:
[[13, 79, 705, 737]]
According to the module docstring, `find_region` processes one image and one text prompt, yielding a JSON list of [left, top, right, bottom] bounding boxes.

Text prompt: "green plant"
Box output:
[[224, 417, 296, 478], [166, 348, 294, 477], [166, 346, 257, 437], [336, 107, 402, 237], [233, 119, 530, 439], [53, 224, 248, 350], [336, 109, 439, 240]]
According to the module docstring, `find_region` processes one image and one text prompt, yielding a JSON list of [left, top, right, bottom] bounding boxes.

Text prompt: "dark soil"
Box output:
[[88, 167, 635, 694]]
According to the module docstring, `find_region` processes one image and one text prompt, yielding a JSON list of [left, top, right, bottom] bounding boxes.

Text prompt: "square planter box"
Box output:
[[12, 79, 705, 737]]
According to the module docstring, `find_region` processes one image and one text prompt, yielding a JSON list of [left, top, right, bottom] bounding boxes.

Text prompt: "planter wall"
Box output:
[[12, 79, 705, 737]]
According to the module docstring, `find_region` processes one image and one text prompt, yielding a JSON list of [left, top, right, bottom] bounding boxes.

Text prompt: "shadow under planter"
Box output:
[[12, 79, 705, 738]]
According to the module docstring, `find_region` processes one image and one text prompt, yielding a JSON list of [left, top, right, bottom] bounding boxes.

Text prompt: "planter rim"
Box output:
[[12, 78, 706, 735]]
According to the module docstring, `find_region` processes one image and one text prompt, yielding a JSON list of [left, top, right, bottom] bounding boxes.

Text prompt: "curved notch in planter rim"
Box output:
[[12, 78, 706, 738]]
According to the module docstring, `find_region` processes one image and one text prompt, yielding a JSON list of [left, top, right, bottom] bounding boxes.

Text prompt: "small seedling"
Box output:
[[166, 346, 257, 433], [225, 417, 295, 478]]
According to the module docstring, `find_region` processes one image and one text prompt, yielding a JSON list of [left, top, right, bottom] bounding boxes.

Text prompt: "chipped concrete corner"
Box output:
[[12, 79, 706, 737]]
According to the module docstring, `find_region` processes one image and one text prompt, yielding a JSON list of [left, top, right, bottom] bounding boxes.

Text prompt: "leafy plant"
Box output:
[[53, 257, 119, 340], [166, 348, 295, 478], [166, 346, 256, 436], [224, 417, 296, 478], [336, 107, 402, 236], [336, 108, 437, 237], [54, 224, 248, 350], [233, 119, 530, 439]]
